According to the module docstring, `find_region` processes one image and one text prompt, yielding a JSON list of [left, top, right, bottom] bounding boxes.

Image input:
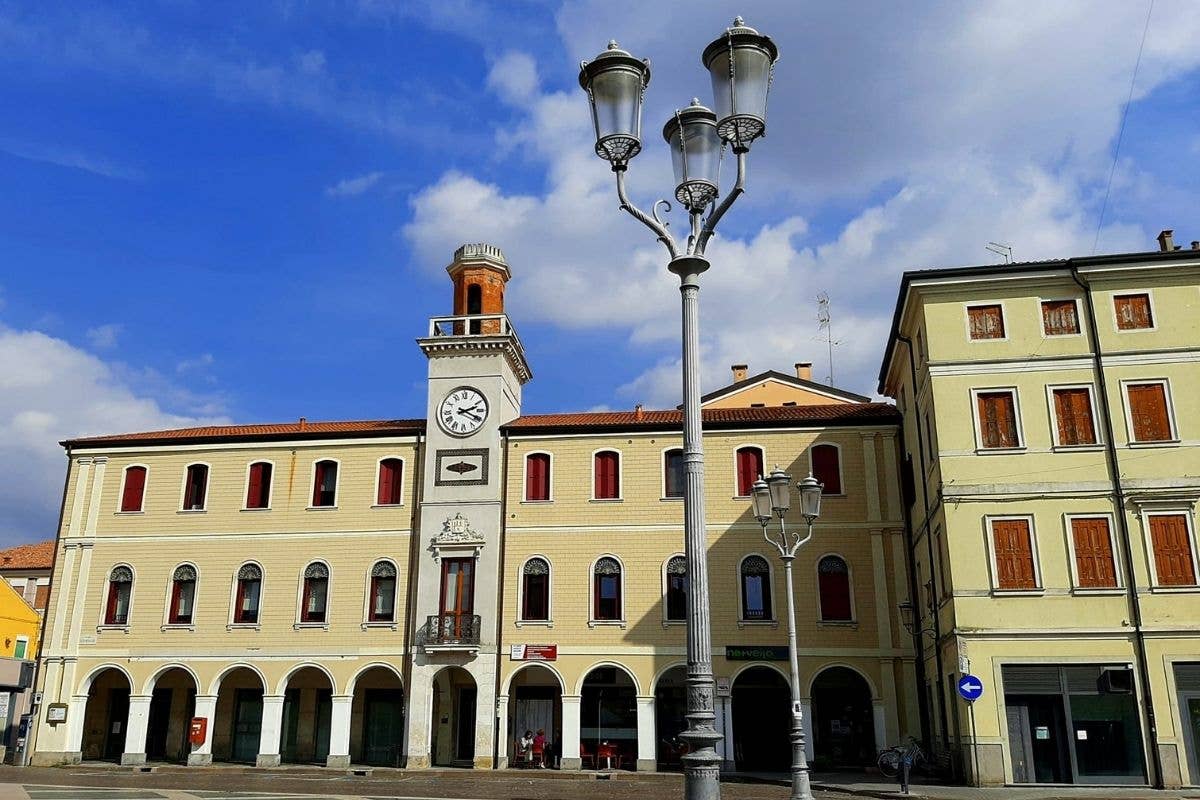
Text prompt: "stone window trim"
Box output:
[[663, 553, 688, 626], [1120, 378, 1180, 447], [737, 553, 776, 624], [373, 455, 406, 507], [984, 515, 1044, 594], [965, 302, 1008, 342], [242, 460, 275, 511], [1038, 297, 1084, 338], [1045, 383, 1104, 450], [1111, 290, 1157, 332], [589, 554, 624, 625], [970, 386, 1026, 452], [365, 559, 399, 624], [117, 463, 149, 514]]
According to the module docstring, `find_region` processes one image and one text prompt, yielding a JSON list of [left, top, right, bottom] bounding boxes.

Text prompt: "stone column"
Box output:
[[560, 694, 581, 770], [800, 697, 814, 761], [64, 693, 88, 763], [872, 699, 887, 758], [495, 694, 510, 768], [121, 695, 152, 766], [635, 695, 656, 771], [326, 695, 353, 769], [188, 695, 217, 766], [256, 695, 285, 767]]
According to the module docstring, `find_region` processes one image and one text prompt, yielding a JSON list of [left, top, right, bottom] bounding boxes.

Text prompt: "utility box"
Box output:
[[189, 717, 207, 745]]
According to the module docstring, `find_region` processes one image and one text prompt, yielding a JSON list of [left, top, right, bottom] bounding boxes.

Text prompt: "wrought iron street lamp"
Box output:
[[751, 468, 822, 800], [898, 600, 937, 639], [579, 16, 778, 800]]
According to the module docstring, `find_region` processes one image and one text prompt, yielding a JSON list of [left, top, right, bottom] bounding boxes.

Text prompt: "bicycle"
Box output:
[[876, 737, 926, 779]]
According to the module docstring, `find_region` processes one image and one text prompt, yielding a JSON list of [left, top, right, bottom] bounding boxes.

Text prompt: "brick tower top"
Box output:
[[448, 243, 510, 317]]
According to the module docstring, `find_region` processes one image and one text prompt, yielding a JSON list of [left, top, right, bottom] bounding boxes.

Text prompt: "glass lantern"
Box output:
[[661, 99, 721, 211], [797, 474, 823, 523], [702, 17, 779, 151], [579, 41, 651, 166]]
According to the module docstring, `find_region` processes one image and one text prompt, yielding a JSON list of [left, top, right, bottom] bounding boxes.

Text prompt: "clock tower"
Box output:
[[407, 244, 531, 768]]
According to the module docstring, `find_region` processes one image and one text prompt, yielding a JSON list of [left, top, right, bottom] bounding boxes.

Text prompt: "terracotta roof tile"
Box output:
[[64, 419, 425, 448], [0, 540, 55, 570], [505, 403, 898, 433]]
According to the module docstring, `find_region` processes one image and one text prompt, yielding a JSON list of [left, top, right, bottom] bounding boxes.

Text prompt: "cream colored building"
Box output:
[[30, 243, 919, 773], [879, 232, 1200, 788]]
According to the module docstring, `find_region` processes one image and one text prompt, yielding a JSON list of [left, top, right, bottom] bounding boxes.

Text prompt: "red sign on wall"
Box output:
[[510, 644, 557, 661]]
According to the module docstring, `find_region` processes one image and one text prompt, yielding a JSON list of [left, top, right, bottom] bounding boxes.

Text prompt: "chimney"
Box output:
[[795, 362, 813, 381], [298, 417, 307, 430], [731, 364, 748, 382], [634, 404, 645, 421], [1157, 229, 1175, 252]]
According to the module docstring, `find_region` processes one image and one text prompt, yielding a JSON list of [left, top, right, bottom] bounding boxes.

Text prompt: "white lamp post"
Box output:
[[752, 468, 822, 800], [579, 17, 778, 800]]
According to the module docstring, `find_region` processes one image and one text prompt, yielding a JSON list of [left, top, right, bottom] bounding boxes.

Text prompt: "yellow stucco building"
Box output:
[[879, 232, 1200, 788], [31, 244, 918, 774]]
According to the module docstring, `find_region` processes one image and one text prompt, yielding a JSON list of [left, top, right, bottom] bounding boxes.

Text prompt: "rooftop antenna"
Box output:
[[985, 242, 1013, 264], [816, 292, 840, 386]]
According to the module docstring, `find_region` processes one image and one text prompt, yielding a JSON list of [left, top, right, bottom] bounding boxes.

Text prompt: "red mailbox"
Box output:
[[189, 717, 207, 746]]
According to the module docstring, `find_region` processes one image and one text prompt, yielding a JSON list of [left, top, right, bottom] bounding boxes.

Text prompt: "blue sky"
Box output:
[[1, 1, 1198, 543]]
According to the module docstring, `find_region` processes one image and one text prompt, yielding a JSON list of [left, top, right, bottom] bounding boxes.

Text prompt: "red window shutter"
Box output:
[[1054, 389, 1096, 446], [1115, 294, 1153, 330], [377, 459, 403, 505], [977, 392, 1018, 448], [1041, 300, 1080, 336], [818, 558, 852, 621], [992, 519, 1037, 590], [313, 462, 326, 506], [1151, 515, 1196, 586], [168, 580, 181, 622], [595, 452, 618, 499], [105, 582, 119, 624], [1128, 384, 1171, 442], [736, 448, 762, 496], [246, 463, 264, 509], [968, 305, 1005, 339], [526, 454, 549, 501], [121, 467, 146, 512], [1071, 518, 1116, 588], [812, 445, 842, 495]]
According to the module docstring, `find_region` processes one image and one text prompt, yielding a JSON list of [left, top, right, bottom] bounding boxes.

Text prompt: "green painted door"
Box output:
[[363, 689, 404, 766], [232, 689, 263, 763]]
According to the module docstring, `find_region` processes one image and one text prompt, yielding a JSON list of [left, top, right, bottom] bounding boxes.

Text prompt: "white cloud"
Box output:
[[85, 323, 122, 350], [176, 353, 215, 375], [487, 51, 539, 106], [0, 138, 142, 180], [326, 171, 385, 197], [0, 326, 229, 544]]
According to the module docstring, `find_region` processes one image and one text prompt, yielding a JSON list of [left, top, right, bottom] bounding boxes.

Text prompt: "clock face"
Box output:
[[438, 387, 489, 437]]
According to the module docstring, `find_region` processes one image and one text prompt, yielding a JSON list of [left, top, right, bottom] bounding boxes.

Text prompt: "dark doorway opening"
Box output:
[[731, 666, 790, 771], [811, 666, 875, 767]]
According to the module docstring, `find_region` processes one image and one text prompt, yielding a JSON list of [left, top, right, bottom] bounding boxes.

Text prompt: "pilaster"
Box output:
[[635, 695, 656, 771], [560, 694, 581, 770], [187, 695, 217, 766], [326, 695, 353, 769], [120, 694, 152, 765], [256, 695, 284, 767]]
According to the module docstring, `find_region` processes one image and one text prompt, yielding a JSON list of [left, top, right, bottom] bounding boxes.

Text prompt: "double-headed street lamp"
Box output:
[[578, 17, 778, 800], [751, 468, 823, 800]]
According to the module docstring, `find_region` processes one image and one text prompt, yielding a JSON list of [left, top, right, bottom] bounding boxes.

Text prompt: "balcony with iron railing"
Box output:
[[421, 313, 532, 383], [427, 313, 518, 339], [424, 613, 482, 650]]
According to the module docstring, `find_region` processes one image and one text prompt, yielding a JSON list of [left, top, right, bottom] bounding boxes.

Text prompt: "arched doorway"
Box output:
[[81, 668, 131, 762], [145, 668, 197, 763], [508, 664, 562, 768], [350, 666, 405, 767], [431, 667, 477, 767], [581, 665, 636, 770], [213, 667, 264, 763], [654, 666, 687, 771], [731, 666, 790, 771], [811, 666, 875, 767], [280, 667, 333, 764]]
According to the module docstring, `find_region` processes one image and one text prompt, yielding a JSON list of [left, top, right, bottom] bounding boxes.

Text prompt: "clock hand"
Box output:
[[457, 409, 482, 422]]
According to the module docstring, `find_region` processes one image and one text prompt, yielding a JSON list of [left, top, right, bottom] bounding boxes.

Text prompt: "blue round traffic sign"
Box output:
[[958, 674, 984, 702]]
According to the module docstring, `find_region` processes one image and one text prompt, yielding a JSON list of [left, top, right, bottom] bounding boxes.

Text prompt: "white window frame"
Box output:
[[227, 560, 264, 630], [1120, 378, 1180, 446], [115, 463, 149, 514], [179, 462, 211, 512], [1140, 508, 1200, 591], [815, 552, 856, 624], [964, 301, 1009, 343], [984, 514, 1043, 594], [808, 442, 846, 497], [295, 559, 332, 629], [1045, 383, 1103, 449], [736, 552, 778, 625], [970, 387, 1026, 452], [660, 446, 685, 501], [516, 554, 553, 626], [362, 558, 400, 628], [590, 449, 624, 502], [240, 460, 276, 511], [1037, 296, 1085, 339], [307, 458, 341, 510], [588, 553, 626, 627], [162, 561, 200, 630], [12, 636, 28, 660], [1064, 513, 1123, 593], [371, 455, 407, 507], [1110, 289, 1158, 333], [97, 562, 136, 631], [733, 444, 766, 499], [661, 552, 687, 626], [521, 451, 554, 504]]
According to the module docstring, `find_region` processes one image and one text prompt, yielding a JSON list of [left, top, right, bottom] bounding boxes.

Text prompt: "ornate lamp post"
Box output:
[[578, 17, 777, 800], [751, 468, 822, 800]]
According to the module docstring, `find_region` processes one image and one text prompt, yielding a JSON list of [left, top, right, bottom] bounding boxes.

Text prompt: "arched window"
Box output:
[[246, 462, 272, 509], [105, 566, 133, 625], [301, 562, 329, 623], [234, 563, 262, 624], [468, 284, 482, 334], [312, 460, 338, 507], [811, 444, 842, 495], [120, 466, 146, 512], [665, 555, 688, 621], [593, 557, 622, 621], [526, 453, 551, 502], [736, 446, 764, 497], [594, 451, 620, 500], [377, 458, 404, 505], [368, 561, 397, 622], [521, 557, 550, 621], [740, 555, 772, 621], [663, 449, 684, 498], [168, 564, 197, 625], [818, 555, 853, 621], [183, 464, 208, 510]]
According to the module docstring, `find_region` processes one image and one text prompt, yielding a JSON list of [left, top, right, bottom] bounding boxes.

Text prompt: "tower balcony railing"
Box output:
[[428, 313, 517, 338], [425, 613, 482, 648]]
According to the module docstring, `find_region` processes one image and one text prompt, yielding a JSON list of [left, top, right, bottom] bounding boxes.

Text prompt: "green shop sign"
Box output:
[[725, 645, 789, 661]]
